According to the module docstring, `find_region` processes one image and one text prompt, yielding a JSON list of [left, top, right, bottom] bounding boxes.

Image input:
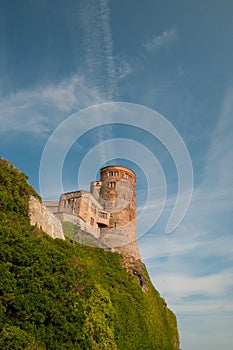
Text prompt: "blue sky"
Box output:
[[1, 0, 233, 348]]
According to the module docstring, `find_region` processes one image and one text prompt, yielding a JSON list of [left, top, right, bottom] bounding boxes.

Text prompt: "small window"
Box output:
[[108, 182, 116, 188], [108, 171, 113, 176], [99, 212, 107, 219], [113, 171, 118, 176], [124, 173, 128, 179], [90, 217, 94, 226]]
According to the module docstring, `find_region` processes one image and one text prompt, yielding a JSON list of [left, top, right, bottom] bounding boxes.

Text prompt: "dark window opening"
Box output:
[[98, 223, 108, 228], [99, 212, 107, 219]]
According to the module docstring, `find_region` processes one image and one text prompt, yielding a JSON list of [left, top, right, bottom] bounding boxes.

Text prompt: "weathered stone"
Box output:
[[29, 196, 65, 240], [45, 165, 141, 259], [99, 166, 140, 260], [42, 200, 59, 214]]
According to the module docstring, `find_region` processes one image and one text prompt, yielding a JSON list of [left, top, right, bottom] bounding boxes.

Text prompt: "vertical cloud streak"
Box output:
[[80, 0, 118, 100]]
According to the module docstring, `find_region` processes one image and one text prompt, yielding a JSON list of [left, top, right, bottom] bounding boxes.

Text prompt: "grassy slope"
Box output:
[[0, 158, 179, 349]]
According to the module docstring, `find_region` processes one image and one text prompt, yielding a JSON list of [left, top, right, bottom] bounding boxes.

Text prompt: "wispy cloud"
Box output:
[[144, 28, 177, 52], [79, 0, 118, 100], [138, 87, 233, 334], [0, 75, 103, 134], [177, 299, 233, 314], [154, 270, 233, 299], [78, 0, 119, 162], [0, 15, 7, 95], [116, 57, 134, 81], [201, 88, 233, 192]]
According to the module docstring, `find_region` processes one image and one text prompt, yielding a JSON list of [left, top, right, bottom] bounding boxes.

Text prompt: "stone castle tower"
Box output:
[[91, 166, 139, 258], [56, 165, 140, 260]]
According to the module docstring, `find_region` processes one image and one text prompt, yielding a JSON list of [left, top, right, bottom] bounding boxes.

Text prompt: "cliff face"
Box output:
[[0, 158, 180, 349]]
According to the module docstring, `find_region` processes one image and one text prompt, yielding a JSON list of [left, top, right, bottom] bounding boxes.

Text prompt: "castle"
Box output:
[[46, 165, 140, 260]]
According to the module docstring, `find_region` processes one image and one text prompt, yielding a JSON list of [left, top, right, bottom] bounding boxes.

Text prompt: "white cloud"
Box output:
[[139, 87, 233, 254], [139, 228, 202, 260], [137, 88, 233, 350], [0, 74, 104, 134], [201, 88, 233, 192], [175, 299, 233, 314], [0, 0, 122, 136], [153, 271, 233, 299], [79, 0, 118, 100], [115, 55, 135, 81], [144, 28, 177, 52]]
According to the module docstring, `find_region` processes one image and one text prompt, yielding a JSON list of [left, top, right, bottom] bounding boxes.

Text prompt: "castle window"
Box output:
[[108, 182, 116, 188], [108, 171, 113, 176], [124, 173, 128, 179], [99, 212, 107, 219], [113, 171, 118, 176], [90, 217, 94, 226]]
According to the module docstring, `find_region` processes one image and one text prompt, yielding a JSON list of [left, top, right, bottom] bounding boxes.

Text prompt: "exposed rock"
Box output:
[[29, 196, 65, 240], [162, 297, 167, 308], [121, 256, 149, 292]]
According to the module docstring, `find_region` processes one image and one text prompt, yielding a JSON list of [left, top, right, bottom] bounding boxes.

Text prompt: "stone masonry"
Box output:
[[29, 196, 65, 240], [53, 165, 140, 259]]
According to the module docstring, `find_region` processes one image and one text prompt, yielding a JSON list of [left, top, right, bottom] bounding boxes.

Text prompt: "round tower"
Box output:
[[99, 165, 140, 259]]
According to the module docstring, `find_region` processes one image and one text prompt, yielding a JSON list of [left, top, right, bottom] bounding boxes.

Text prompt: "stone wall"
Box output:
[[58, 191, 109, 231], [29, 196, 65, 240], [42, 200, 59, 214], [100, 221, 140, 260]]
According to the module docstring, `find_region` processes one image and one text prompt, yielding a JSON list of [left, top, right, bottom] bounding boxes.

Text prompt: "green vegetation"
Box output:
[[0, 158, 179, 349], [62, 222, 109, 248], [62, 222, 76, 241]]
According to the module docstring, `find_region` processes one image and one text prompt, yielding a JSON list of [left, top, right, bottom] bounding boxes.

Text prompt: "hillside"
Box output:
[[0, 158, 180, 349]]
